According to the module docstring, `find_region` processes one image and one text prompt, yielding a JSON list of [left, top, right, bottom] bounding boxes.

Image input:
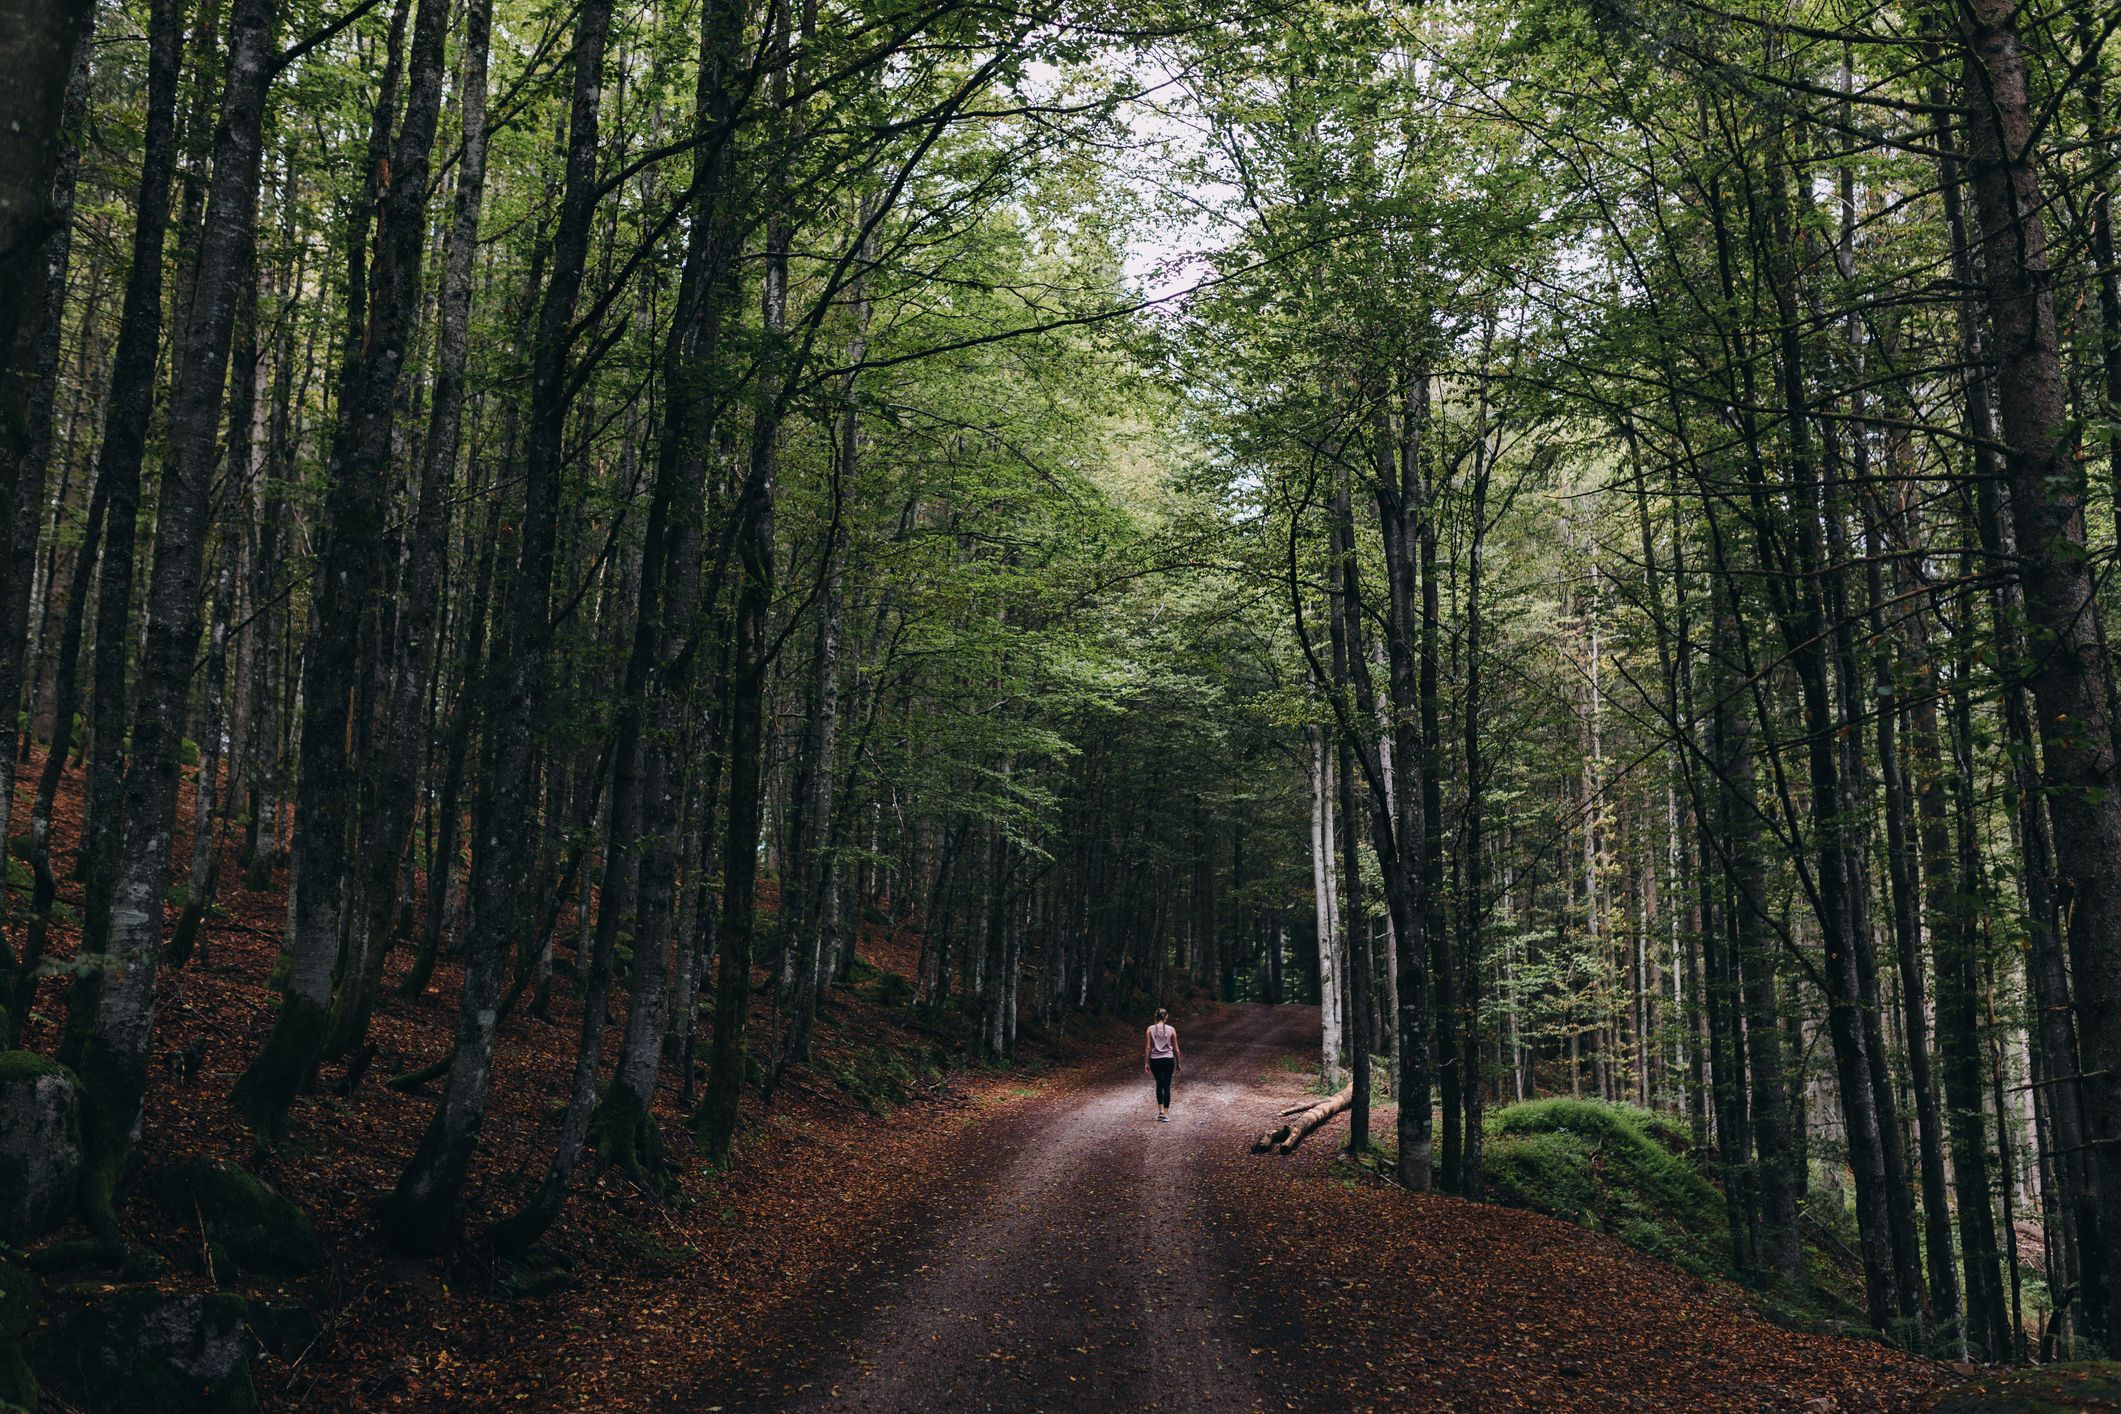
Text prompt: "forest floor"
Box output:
[[7, 748, 1139, 1410], [7, 753, 1976, 1410], [702, 1004, 1960, 1413]]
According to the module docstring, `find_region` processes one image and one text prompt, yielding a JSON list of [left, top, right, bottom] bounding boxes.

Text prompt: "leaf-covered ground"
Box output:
[[4, 755, 2010, 1409], [701, 1005, 1959, 1412], [9, 750, 1132, 1409]]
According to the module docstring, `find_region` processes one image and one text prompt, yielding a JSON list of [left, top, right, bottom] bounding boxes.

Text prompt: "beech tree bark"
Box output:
[[694, 0, 794, 1162], [0, 0, 92, 866], [69, 0, 278, 1248], [72, 0, 185, 947], [382, 0, 614, 1250], [233, 0, 453, 1135], [322, 0, 491, 1063]]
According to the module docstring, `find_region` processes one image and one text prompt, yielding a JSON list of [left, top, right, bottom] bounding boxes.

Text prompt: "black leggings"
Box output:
[[1150, 1057, 1175, 1107]]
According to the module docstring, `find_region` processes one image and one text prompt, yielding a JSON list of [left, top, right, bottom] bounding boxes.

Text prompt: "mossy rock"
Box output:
[[0, 1262, 33, 1345], [495, 1246, 576, 1301], [1483, 1097, 1863, 1325], [244, 1302, 319, 1362], [0, 1259, 34, 1413], [146, 1161, 322, 1276], [32, 1286, 257, 1414], [1484, 1099, 1730, 1282], [23, 1242, 97, 1276], [868, 970, 915, 1008], [0, 1351, 32, 1412], [0, 1053, 84, 1247], [1931, 1361, 2121, 1411]]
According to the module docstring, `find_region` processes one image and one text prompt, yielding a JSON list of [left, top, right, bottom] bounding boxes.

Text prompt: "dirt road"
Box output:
[[695, 1004, 1948, 1413], [690, 1005, 1305, 1411]]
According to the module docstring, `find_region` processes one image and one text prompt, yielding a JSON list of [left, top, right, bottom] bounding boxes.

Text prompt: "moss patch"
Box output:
[[1486, 1099, 1726, 1273], [0, 1053, 70, 1087], [1930, 1362, 2121, 1412], [819, 1036, 941, 1116], [1483, 1098, 1857, 1326], [146, 1160, 323, 1276]]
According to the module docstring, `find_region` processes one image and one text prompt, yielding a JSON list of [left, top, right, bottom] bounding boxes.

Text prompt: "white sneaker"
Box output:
[[1159, 1113, 1168, 1122]]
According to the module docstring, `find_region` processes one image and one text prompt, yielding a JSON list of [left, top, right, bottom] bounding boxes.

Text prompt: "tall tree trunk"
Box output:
[[1957, 0, 2121, 1344], [1457, 423, 1489, 1196], [1309, 724, 1344, 1083], [0, 0, 93, 455], [381, 0, 613, 1250], [1327, 466, 1373, 1158], [0, 0, 92, 865], [1943, 579, 2015, 1359], [1696, 535, 1757, 1278], [69, 0, 278, 1250], [1931, 92, 2021, 1356], [1419, 497, 1455, 1190], [1369, 378, 1434, 1193], [166, 269, 258, 969], [72, 0, 185, 945], [322, 0, 493, 1062], [233, 0, 453, 1135], [1717, 577, 1802, 1285]]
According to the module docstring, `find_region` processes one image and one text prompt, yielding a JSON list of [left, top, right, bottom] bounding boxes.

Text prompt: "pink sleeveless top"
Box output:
[[1148, 1023, 1176, 1059]]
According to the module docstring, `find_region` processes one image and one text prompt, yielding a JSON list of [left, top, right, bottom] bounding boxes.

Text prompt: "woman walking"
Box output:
[[1144, 1008, 1181, 1121]]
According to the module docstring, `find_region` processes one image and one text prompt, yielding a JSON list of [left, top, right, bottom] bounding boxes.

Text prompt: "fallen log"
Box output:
[[1253, 1084, 1353, 1154]]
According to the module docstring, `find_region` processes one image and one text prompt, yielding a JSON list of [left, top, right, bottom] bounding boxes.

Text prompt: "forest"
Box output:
[[2, 0, 2121, 1404]]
